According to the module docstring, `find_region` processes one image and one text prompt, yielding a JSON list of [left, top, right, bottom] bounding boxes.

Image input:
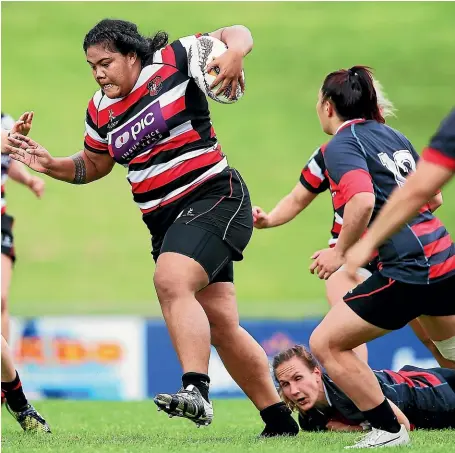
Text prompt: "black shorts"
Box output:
[[151, 168, 253, 284], [344, 271, 455, 330], [1, 213, 15, 262]]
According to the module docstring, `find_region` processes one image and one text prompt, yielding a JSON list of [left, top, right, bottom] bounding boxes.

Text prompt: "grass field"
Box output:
[[2, 2, 455, 317], [2, 400, 455, 453]]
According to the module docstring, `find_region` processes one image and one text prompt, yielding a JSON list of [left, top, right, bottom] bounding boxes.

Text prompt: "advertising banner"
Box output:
[[10, 316, 147, 400]]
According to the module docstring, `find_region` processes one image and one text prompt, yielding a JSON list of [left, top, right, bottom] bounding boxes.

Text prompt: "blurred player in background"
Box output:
[[1, 112, 45, 342], [1, 113, 50, 433], [252, 84, 450, 368], [307, 66, 455, 448], [4, 20, 299, 436], [273, 345, 455, 432]]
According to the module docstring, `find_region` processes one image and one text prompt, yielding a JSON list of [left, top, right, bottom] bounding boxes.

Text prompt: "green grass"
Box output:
[[2, 2, 455, 317], [2, 400, 455, 452]]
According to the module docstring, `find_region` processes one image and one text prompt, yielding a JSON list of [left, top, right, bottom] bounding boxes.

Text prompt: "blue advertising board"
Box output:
[[146, 319, 439, 398]]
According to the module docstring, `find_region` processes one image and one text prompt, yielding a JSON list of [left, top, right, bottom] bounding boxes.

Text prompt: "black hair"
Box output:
[[83, 19, 168, 64], [321, 65, 385, 123]]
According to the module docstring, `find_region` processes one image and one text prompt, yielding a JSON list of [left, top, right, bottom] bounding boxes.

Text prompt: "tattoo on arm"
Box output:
[[71, 154, 87, 184]]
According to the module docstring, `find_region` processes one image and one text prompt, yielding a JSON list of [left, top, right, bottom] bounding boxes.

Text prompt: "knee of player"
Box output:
[[153, 270, 191, 301], [309, 330, 331, 365]]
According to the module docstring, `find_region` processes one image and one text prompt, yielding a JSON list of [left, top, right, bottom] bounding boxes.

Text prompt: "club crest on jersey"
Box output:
[[147, 76, 162, 96]]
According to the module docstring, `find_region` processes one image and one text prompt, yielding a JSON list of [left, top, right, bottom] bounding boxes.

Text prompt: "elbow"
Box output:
[[351, 192, 375, 217], [429, 193, 443, 212]]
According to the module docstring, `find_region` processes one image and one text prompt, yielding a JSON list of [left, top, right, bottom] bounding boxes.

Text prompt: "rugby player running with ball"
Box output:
[[5, 19, 299, 436]]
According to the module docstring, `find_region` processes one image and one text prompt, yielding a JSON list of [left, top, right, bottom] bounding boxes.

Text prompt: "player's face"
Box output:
[[276, 357, 323, 412], [86, 44, 139, 99], [316, 90, 332, 135]]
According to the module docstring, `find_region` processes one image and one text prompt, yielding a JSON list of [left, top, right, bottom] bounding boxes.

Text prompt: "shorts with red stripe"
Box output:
[[343, 270, 455, 330]]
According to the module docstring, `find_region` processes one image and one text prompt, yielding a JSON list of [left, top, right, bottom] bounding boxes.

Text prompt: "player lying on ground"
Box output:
[[345, 109, 455, 287], [3, 19, 298, 436], [252, 83, 450, 367], [306, 66, 455, 448], [273, 345, 455, 432]]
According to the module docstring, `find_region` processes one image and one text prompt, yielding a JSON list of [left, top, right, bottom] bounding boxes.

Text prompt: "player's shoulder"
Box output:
[[434, 108, 455, 139], [86, 89, 106, 112], [169, 33, 206, 53], [325, 132, 359, 155]]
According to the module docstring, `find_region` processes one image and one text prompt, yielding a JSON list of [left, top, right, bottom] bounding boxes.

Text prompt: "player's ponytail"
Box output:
[[83, 19, 168, 65], [321, 65, 385, 123], [144, 31, 169, 60]]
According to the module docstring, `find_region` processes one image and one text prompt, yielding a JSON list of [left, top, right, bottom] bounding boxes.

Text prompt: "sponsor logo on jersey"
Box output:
[[109, 101, 169, 162]]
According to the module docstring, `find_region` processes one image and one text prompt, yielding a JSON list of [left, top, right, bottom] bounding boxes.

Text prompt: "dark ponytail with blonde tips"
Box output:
[[321, 66, 385, 123]]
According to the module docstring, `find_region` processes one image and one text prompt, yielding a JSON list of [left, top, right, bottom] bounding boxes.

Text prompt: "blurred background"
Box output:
[[2, 1, 455, 401]]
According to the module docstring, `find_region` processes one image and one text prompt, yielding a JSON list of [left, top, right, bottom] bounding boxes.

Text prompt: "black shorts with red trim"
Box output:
[[344, 271, 455, 330], [1, 213, 15, 262], [150, 168, 253, 284]]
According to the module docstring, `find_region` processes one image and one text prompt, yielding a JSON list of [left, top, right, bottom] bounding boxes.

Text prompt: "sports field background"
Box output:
[[2, 1, 455, 318]]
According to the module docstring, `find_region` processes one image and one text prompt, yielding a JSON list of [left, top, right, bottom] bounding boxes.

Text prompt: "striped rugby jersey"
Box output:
[[84, 34, 228, 228], [299, 143, 342, 247], [1, 112, 15, 215], [323, 119, 455, 284], [299, 366, 455, 431]]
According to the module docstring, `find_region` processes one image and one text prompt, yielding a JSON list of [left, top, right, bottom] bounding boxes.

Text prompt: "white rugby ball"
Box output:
[[188, 36, 245, 104]]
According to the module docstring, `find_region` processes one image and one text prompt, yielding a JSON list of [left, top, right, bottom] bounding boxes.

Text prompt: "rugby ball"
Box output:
[[188, 36, 245, 104]]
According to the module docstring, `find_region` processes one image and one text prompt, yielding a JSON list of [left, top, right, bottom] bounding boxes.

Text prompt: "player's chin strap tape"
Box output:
[[434, 336, 455, 360]]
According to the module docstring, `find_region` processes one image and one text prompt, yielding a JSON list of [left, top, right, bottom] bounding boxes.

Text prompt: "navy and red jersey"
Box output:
[[84, 34, 228, 235], [299, 144, 343, 246], [422, 108, 455, 172], [1, 112, 15, 215], [298, 366, 455, 431], [323, 119, 455, 284]]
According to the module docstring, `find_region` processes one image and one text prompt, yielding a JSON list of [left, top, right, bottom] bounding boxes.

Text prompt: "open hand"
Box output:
[[4, 134, 54, 174]]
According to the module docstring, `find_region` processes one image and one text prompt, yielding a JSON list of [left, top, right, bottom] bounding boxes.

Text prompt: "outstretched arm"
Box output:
[[253, 183, 318, 229], [4, 134, 115, 184]]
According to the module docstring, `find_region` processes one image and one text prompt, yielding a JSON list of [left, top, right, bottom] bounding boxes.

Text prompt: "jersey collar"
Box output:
[[335, 118, 365, 135]]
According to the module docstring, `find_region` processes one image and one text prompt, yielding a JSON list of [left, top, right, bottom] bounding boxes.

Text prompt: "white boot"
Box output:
[[345, 424, 410, 449]]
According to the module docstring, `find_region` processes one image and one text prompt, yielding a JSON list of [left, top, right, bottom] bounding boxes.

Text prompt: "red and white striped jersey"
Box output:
[[299, 143, 342, 246], [84, 34, 228, 225], [1, 112, 15, 215]]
